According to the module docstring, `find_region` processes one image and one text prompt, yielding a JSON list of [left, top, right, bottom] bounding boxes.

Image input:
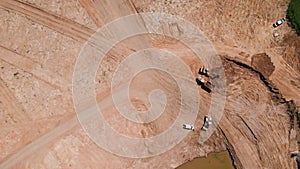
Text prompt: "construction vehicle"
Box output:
[[196, 77, 212, 93], [199, 66, 209, 77], [199, 66, 221, 80], [196, 76, 205, 85], [201, 116, 212, 131], [183, 124, 195, 131]]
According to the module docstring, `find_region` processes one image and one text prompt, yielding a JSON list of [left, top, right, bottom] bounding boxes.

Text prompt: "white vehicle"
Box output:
[[183, 124, 195, 131], [199, 66, 209, 77], [201, 116, 212, 131], [273, 18, 285, 28]]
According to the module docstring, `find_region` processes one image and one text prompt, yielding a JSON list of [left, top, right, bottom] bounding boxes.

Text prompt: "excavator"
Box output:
[[196, 66, 214, 93]]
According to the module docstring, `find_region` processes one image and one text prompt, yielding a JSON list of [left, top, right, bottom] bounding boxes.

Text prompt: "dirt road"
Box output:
[[0, 0, 299, 169]]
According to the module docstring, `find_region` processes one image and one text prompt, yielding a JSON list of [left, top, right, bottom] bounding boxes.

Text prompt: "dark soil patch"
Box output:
[[251, 53, 275, 78]]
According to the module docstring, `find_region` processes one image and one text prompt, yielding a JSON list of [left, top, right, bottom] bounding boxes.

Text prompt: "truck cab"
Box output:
[[183, 124, 195, 131]]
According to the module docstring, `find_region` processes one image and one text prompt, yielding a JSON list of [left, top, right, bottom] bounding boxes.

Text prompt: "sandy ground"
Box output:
[[0, 0, 300, 169]]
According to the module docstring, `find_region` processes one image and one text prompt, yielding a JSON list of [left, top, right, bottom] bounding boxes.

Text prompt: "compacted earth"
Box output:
[[0, 0, 300, 169]]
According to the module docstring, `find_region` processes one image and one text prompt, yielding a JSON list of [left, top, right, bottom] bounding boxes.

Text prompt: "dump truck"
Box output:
[[196, 77, 212, 93]]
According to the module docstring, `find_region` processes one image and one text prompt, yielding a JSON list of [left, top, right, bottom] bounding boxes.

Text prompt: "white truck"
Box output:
[[183, 124, 195, 131]]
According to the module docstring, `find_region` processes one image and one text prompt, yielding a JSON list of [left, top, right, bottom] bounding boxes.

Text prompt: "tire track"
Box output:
[[0, 45, 65, 90], [78, 0, 152, 51], [0, 0, 95, 43], [0, 85, 123, 169], [266, 49, 300, 104], [1, 0, 159, 168], [0, 77, 30, 123], [0, 115, 79, 169], [79, 0, 137, 27]]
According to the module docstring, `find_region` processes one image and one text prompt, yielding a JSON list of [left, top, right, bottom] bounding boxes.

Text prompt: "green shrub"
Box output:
[[287, 0, 300, 35]]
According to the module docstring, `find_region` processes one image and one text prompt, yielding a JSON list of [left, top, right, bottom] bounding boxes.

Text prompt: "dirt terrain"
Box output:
[[0, 0, 300, 169]]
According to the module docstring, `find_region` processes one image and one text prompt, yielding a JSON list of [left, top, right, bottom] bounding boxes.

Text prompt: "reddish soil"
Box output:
[[0, 0, 299, 169]]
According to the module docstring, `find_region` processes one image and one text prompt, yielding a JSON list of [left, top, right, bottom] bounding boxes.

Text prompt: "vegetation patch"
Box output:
[[287, 0, 300, 35]]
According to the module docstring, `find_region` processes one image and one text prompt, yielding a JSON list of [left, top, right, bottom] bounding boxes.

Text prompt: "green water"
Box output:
[[176, 151, 234, 169]]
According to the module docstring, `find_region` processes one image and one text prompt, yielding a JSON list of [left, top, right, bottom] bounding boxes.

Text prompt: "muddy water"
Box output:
[[176, 151, 234, 169]]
